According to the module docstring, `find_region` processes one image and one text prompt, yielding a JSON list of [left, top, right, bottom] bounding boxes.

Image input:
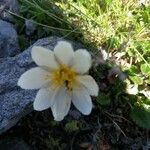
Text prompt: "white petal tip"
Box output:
[[76, 75, 99, 96], [92, 92, 98, 97], [56, 41, 73, 51], [81, 106, 92, 115], [83, 111, 91, 115], [54, 41, 74, 66], [17, 68, 48, 90], [54, 117, 64, 121], [57, 41, 71, 46], [33, 88, 54, 111], [17, 76, 28, 90], [33, 102, 43, 111], [31, 46, 42, 55], [33, 102, 50, 111], [33, 106, 43, 111], [72, 49, 92, 74], [90, 83, 99, 96], [32, 46, 44, 50], [31, 46, 59, 70], [92, 86, 99, 96]]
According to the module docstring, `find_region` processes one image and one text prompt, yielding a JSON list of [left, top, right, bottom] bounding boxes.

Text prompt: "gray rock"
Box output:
[[0, 0, 19, 21], [25, 19, 36, 36], [0, 20, 20, 58], [0, 36, 84, 134]]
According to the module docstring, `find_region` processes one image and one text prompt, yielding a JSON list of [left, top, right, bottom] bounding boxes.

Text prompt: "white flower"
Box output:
[[126, 84, 138, 95], [18, 41, 99, 121]]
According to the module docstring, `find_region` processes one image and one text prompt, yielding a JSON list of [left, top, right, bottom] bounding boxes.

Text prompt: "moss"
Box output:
[[65, 120, 79, 133]]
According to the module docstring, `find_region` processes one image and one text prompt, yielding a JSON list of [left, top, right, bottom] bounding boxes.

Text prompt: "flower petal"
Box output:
[[33, 88, 54, 111], [72, 86, 92, 115], [18, 67, 48, 89], [32, 46, 59, 70], [51, 86, 71, 121], [54, 41, 74, 66], [76, 75, 99, 96], [72, 49, 91, 74]]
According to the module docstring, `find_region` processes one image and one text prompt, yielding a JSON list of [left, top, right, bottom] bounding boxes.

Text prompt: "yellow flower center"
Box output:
[[47, 65, 77, 90]]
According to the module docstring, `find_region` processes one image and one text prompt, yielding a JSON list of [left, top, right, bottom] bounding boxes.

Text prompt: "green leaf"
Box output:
[[145, 78, 150, 84], [140, 64, 150, 75], [142, 98, 150, 106], [96, 93, 111, 106], [127, 48, 135, 57], [129, 76, 143, 85], [128, 65, 138, 75], [130, 105, 150, 129]]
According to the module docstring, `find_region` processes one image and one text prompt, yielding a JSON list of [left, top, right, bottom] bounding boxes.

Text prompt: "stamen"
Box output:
[[47, 65, 76, 90]]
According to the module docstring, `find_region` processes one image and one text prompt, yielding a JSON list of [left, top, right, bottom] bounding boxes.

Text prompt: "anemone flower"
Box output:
[[18, 41, 99, 121]]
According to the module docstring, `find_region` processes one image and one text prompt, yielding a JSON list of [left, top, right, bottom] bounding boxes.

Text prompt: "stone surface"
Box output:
[[0, 0, 19, 21], [25, 19, 36, 36], [0, 36, 84, 134], [0, 20, 20, 58]]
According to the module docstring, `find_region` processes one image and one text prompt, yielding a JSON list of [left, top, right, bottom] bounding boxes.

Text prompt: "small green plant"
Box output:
[[130, 100, 150, 129], [46, 136, 66, 150], [65, 120, 79, 132], [96, 93, 111, 106]]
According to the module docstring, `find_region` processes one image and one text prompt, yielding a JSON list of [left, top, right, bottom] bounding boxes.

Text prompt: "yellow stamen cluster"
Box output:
[[48, 65, 76, 90]]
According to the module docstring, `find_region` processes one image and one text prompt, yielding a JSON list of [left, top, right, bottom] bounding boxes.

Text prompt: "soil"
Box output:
[[0, 102, 148, 150]]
